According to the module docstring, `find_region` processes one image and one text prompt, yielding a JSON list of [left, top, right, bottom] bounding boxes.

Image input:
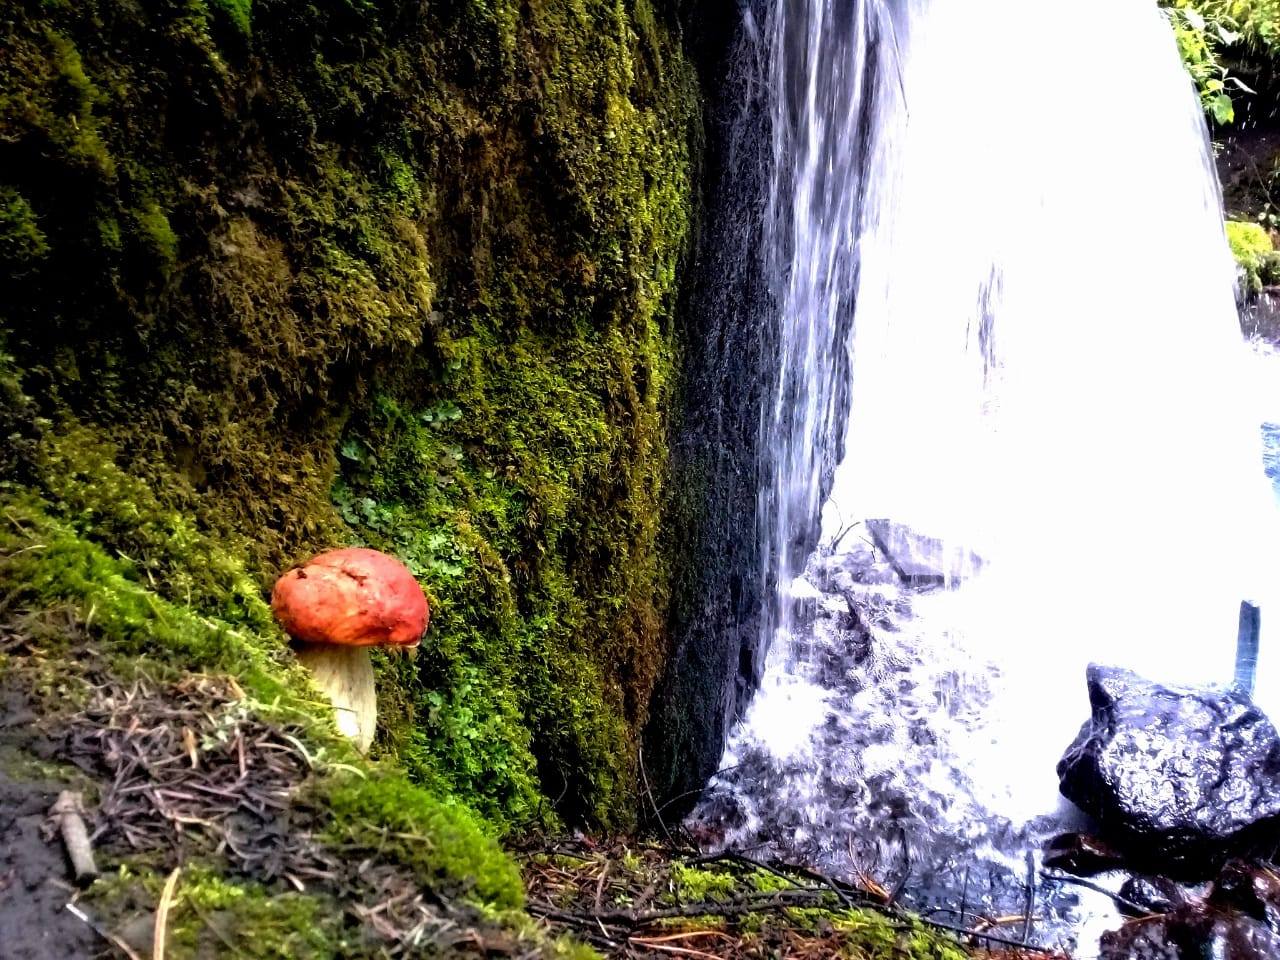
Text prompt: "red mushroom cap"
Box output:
[[271, 547, 429, 648]]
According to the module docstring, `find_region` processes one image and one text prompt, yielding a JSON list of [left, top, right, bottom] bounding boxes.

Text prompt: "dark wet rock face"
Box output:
[[644, 0, 776, 814], [1057, 666, 1280, 873]]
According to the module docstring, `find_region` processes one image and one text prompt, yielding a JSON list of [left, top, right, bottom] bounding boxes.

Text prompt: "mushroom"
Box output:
[[271, 547, 429, 752]]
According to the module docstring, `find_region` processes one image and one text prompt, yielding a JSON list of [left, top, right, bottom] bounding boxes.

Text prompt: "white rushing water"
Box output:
[[766, 0, 1279, 806], [700, 0, 1280, 950]]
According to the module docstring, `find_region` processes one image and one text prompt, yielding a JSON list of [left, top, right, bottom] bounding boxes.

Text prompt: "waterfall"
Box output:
[[698, 0, 1280, 949], [832, 0, 1277, 693], [756, 0, 895, 672]]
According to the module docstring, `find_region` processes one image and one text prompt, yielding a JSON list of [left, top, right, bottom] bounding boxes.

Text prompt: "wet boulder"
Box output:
[[1100, 903, 1280, 960], [1057, 666, 1280, 874], [1118, 876, 1189, 917]]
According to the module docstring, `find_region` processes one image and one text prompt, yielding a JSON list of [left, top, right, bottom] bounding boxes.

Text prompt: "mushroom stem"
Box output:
[[294, 643, 377, 752]]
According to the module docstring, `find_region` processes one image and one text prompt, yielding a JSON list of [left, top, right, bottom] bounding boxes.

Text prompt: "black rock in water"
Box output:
[[1117, 875, 1189, 917], [1044, 832, 1130, 876], [1057, 665, 1280, 874]]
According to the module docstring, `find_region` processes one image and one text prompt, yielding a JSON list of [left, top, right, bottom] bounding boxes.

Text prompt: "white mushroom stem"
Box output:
[[294, 643, 377, 753]]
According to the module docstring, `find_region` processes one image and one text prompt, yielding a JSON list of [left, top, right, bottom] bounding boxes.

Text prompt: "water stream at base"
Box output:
[[692, 1, 1280, 953]]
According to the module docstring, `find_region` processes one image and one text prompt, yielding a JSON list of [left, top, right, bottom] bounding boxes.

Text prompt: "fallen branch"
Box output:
[[530, 886, 834, 928], [530, 856, 1068, 956]]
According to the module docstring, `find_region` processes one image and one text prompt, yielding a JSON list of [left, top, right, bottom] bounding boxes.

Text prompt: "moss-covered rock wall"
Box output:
[[0, 0, 698, 829]]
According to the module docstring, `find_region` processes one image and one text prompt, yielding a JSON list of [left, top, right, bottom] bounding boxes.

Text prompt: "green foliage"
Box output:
[[1173, 0, 1280, 51], [1161, 0, 1280, 122], [1227, 218, 1280, 291]]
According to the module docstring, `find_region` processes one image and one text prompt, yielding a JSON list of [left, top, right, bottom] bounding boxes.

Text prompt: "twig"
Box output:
[[594, 861, 611, 912], [631, 931, 734, 945], [530, 887, 829, 927], [654, 765, 743, 817], [887, 827, 910, 907], [153, 867, 182, 960], [910, 914, 1059, 953], [630, 942, 722, 960], [831, 520, 863, 553], [51, 791, 99, 883]]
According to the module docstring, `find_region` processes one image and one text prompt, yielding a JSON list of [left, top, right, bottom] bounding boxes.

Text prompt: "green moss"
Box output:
[[0, 470, 530, 924], [832, 911, 970, 960], [320, 773, 524, 909], [670, 864, 739, 903], [0, 188, 49, 266], [332, 1, 698, 826], [0, 488, 298, 710], [746, 869, 796, 894], [1227, 218, 1277, 293], [164, 868, 342, 958], [133, 199, 179, 268], [211, 0, 251, 35]]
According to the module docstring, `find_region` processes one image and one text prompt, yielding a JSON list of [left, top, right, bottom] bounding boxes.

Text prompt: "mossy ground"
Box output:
[[0, 586, 541, 957], [520, 841, 1006, 960]]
